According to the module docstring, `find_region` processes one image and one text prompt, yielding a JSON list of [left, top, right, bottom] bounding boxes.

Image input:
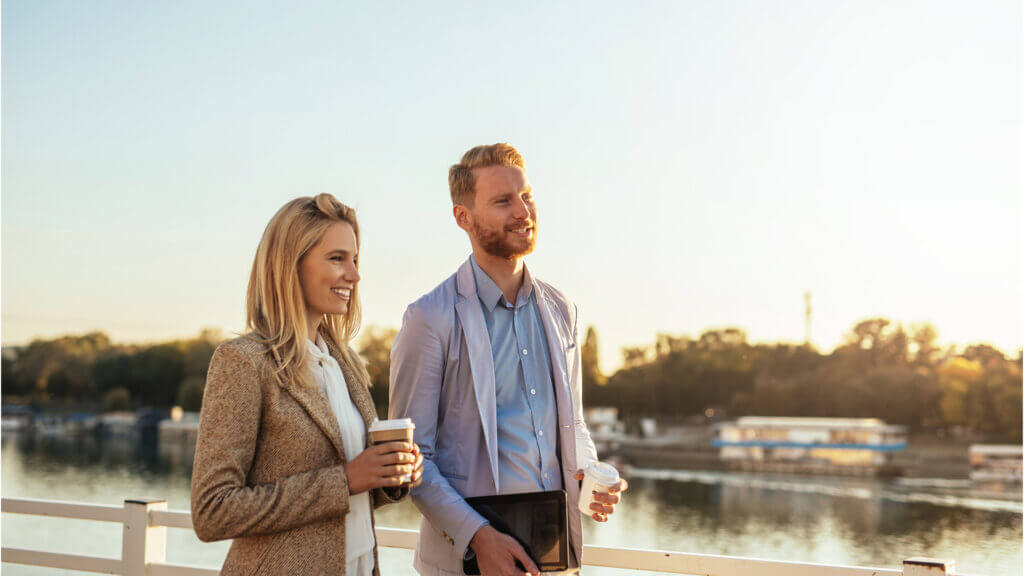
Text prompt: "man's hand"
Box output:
[[406, 443, 425, 486], [573, 469, 628, 522], [469, 524, 540, 576]]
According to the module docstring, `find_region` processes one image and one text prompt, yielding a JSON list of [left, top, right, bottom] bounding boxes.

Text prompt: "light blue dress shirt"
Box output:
[[471, 256, 563, 494]]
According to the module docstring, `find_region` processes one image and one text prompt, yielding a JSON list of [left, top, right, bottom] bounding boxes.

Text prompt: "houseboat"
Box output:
[[713, 417, 907, 476], [968, 444, 1022, 483]]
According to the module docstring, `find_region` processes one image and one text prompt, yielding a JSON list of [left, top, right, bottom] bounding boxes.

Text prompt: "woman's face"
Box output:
[[299, 221, 360, 321]]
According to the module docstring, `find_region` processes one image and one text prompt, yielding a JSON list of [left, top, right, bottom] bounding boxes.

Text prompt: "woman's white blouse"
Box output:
[[308, 338, 375, 576]]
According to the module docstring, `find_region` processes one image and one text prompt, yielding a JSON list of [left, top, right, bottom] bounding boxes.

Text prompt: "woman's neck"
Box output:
[[306, 314, 321, 342]]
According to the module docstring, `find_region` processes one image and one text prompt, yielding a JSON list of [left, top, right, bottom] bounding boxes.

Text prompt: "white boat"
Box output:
[[969, 444, 1022, 483]]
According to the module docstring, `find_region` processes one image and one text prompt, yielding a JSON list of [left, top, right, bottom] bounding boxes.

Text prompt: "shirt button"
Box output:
[[522, 349, 528, 355], [538, 430, 544, 437], [530, 389, 536, 395]]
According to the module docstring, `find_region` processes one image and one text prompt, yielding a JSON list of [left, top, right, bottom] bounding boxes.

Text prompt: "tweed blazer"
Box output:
[[190, 331, 405, 576]]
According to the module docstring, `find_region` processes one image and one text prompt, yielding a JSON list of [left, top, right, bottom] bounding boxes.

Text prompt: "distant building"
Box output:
[[584, 407, 626, 451], [714, 417, 907, 467]]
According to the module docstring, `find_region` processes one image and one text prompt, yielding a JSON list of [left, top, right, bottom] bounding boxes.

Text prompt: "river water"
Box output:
[[2, 432, 1020, 575]]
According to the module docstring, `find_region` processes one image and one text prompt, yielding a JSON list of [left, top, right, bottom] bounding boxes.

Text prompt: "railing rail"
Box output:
[[2, 496, 958, 575]]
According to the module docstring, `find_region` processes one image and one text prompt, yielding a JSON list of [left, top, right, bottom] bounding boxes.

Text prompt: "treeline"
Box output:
[[2, 330, 222, 412], [3, 318, 1020, 442], [582, 318, 1023, 442], [0, 327, 399, 416]]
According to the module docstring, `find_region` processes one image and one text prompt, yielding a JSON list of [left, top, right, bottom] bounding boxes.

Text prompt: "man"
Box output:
[[389, 143, 627, 576]]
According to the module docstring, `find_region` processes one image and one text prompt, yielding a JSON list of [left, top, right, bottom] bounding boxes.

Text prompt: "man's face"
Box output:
[[459, 165, 537, 259]]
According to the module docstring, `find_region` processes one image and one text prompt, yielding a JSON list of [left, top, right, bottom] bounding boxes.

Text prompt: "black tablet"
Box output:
[[463, 489, 569, 574]]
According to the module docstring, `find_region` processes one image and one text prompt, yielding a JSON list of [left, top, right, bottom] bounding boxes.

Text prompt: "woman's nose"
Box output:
[[346, 265, 360, 283]]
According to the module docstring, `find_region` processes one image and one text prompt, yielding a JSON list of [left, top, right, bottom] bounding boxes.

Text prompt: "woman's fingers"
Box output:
[[372, 441, 413, 454], [381, 464, 414, 476]]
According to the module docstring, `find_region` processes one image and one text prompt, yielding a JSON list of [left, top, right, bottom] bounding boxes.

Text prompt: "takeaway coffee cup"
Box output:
[[578, 461, 621, 517], [368, 418, 416, 483]]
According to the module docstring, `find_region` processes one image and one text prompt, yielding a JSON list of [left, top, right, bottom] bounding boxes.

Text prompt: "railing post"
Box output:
[[122, 498, 167, 576], [903, 557, 955, 576]]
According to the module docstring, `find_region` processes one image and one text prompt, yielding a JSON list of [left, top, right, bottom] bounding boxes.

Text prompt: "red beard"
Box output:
[[471, 220, 537, 259]]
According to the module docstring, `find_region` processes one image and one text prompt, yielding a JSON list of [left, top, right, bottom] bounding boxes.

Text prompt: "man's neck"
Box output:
[[472, 249, 525, 305]]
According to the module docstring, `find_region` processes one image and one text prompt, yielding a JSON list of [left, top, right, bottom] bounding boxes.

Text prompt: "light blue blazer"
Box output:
[[389, 257, 599, 575]]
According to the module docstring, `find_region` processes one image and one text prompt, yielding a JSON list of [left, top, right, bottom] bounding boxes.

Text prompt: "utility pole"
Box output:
[[804, 291, 812, 347]]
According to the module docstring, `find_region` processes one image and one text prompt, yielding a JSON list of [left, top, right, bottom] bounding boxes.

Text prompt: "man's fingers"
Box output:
[[591, 512, 607, 522], [590, 502, 614, 514], [573, 469, 585, 481], [608, 478, 628, 493], [511, 542, 540, 575], [593, 492, 620, 505]]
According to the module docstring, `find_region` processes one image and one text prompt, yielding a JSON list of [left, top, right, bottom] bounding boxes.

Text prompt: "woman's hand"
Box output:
[[345, 441, 417, 495]]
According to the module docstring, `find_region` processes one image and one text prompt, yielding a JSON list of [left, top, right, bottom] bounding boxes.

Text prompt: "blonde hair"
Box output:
[[246, 194, 366, 388], [448, 143, 525, 206]]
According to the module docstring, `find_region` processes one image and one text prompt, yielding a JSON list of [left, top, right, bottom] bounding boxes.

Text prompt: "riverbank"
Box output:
[[608, 433, 988, 480]]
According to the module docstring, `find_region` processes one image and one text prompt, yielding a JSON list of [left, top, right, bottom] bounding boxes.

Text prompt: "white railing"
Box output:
[[1, 496, 959, 576]]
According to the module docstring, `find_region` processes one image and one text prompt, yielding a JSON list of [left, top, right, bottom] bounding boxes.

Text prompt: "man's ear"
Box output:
[[453, 204, 471, 232]]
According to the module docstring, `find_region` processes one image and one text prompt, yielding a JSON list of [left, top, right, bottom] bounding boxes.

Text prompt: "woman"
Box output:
[[191, 194, 422, 576]]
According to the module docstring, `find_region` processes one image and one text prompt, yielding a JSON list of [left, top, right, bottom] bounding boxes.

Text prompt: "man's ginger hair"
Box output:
[[448, 143, 525, 206]]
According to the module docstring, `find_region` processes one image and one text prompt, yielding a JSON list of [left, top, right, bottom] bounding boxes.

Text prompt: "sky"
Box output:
[[2, 0, 1021, 372]]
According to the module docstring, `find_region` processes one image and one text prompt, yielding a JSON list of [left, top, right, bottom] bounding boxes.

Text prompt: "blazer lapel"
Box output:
[[455, 258, 501, 492], [278, 371, 348, 462], [323, 335, 377, 434]]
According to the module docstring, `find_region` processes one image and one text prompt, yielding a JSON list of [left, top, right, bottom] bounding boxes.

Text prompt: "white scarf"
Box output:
[[307, 337, 375, 574]]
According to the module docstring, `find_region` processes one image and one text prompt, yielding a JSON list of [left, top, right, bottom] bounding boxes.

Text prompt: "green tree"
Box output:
[[1, 354, 17, 397], [581, 326, 606, 405], [104, 387, 132, 412], [177, 377, 206, 412], [357, 326, 398, 416], [13, 332, 111, 401], [130, 345, 187, 406], [177, 329, 223, 378]]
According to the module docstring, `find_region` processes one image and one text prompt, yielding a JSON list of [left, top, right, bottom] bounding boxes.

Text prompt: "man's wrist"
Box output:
[[469, 523, 493, 553]]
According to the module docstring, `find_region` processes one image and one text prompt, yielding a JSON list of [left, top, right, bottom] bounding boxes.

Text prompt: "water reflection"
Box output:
[[3, 434, 1021, 576]]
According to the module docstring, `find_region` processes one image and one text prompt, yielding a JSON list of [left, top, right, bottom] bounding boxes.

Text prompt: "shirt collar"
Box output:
[[306, 336, 332, 362], [470, 255, 534, 312]]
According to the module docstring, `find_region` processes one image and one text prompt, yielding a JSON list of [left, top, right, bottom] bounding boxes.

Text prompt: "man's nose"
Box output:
[[513, 197, 531, 220]]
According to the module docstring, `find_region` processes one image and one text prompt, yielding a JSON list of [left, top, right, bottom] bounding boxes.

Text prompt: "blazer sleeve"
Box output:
[[389, 304, 489, 558], [190, 343, 351, 542], [571, 304, 599, 471]]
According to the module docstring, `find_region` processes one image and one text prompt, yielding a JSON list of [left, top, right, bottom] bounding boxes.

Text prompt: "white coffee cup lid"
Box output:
[[586, 461, 620, 485], [368, 418, 414, 432]]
